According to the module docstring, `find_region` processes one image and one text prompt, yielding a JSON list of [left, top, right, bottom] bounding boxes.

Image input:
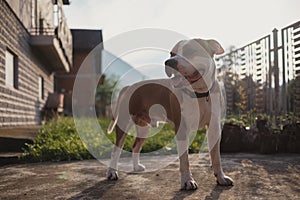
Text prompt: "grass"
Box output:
[[23, 117, 206, 162]]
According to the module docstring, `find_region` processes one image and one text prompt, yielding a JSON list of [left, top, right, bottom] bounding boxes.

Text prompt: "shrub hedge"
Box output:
[[23, 117, 206, 162]]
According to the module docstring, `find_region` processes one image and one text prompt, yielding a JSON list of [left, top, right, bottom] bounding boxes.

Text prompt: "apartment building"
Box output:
[[217, 21, 300, 116]]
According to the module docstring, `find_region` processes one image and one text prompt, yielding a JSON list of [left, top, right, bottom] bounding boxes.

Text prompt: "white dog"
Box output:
[[106, 38, 233, 190]]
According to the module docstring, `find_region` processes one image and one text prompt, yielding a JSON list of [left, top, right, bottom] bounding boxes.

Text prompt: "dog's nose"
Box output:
[[165, 58, 178, 77], [165, 58, 178, 69]]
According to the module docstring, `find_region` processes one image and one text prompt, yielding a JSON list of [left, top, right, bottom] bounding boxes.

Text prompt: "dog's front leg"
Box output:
[[210, 138, 233, 186], [176, 130, 198, 190], [208, 92, 233, 186]]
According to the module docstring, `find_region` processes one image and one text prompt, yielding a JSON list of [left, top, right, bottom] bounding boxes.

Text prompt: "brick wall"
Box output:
[[0, 0, 54, 127]]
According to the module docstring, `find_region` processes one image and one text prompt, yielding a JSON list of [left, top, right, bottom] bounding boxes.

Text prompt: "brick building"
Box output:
[[0, 0, 73, 127]]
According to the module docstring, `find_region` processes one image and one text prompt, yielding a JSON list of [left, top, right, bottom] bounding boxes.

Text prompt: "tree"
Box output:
[[95, 75, 119, 117], [235, 84, 247, 114]]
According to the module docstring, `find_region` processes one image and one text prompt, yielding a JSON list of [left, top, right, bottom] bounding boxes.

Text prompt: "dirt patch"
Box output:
[[0, 153, 299, 199]]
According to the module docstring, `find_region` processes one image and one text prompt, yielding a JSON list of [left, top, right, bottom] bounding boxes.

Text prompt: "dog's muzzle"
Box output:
[[165, 58, 178, 77]]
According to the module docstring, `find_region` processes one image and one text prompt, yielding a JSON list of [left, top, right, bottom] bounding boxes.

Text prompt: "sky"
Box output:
[[64, 0, 300, 79]]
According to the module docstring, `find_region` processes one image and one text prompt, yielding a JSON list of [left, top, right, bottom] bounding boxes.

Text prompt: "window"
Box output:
[[38, 76, 44, 100], [5, 49, 18, 89]]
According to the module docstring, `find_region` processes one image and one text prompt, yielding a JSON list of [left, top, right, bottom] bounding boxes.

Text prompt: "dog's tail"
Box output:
[[107, 86, 129, 134], [107, 118, 117, 134]]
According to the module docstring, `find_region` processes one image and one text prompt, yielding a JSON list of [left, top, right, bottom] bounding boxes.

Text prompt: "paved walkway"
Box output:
[[0, 153, 299, 200]]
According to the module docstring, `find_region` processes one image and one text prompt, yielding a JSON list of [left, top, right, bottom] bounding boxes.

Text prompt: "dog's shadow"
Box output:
[[204, 184, 233, 200], [68, 179, 117, 200], [169, 184, 232, 200], [170, 189, 197, 200]]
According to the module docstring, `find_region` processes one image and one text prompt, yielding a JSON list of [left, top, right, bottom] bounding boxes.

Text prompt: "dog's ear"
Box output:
[[194, 39, 224, 57], [207, 39, 224, 55]]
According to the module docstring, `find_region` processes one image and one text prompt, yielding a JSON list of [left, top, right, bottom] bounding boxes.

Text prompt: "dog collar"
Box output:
[[181, 88, 209, 99]]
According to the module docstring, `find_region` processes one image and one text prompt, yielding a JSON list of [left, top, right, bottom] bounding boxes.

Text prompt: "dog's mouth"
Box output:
[[165, 55, 207, 89], [185, 70, 202, 83]]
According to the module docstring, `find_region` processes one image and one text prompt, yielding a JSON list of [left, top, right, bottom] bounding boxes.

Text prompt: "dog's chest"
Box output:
[[180, 94, 211, 130]]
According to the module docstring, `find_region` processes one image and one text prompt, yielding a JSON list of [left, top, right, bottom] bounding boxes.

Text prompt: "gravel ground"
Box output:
[[0, 153, 299, 200]]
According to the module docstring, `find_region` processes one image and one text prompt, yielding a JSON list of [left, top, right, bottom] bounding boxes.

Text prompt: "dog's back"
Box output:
[[107, 79, 181, 131]]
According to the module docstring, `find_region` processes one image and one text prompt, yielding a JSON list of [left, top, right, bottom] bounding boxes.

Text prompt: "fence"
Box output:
[[216, 20, 300, 117]]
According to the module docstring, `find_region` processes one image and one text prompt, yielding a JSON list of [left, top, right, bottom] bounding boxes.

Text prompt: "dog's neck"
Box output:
[[182, 80, 216, 99], [181, 88, 209, 99]]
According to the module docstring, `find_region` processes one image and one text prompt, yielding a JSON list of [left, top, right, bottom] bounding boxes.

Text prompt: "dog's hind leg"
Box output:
[[107, 122, 132, 180], [132, 125, 149, 172]]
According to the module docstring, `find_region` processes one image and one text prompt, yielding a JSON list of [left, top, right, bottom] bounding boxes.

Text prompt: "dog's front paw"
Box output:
[[106, 167, 118, 180], [133, 163, 146, 172], [216, 174, 233, 186], [181, 177, 198, 190]]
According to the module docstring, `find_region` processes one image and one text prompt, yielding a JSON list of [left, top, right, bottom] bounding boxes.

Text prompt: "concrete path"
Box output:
[[0, 153, 299, 200]]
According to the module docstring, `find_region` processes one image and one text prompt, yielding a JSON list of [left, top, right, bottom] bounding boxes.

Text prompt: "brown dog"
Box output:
[[106, 38, 233, 190]]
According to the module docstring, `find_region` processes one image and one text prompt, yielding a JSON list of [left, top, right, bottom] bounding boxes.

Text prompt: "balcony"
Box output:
[[29, 2, 72, 73]]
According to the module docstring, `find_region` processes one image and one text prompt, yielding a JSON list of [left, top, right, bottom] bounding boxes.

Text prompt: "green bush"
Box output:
[[23, 117, 206, 162], [224, 117, 246, 127], [23, 117, 92, 162], [225, 110, 260, 127]]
